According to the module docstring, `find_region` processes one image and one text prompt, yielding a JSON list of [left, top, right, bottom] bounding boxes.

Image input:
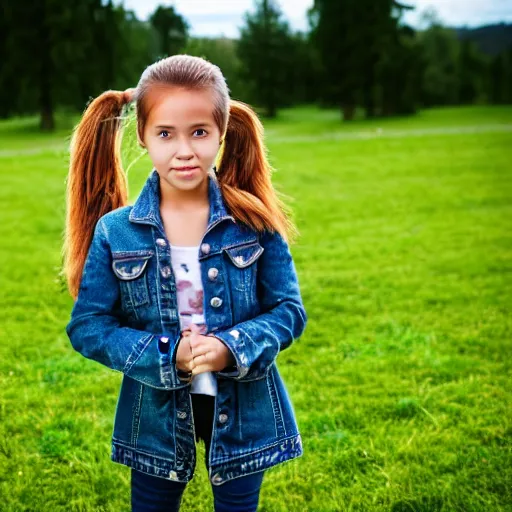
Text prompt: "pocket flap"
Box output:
[[224, 242, 264, 268], [112, 253, 153, 280]]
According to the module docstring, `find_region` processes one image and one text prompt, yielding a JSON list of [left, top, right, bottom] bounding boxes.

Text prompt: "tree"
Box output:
[[378, 24, 423, 116], [489, 45, 512, 104], [363, 2, 419, 117], [309, 0, 419, 120], [287, 30, 324, 105], [416, 15, 461, 106], [457, 38, 488, 104], [308, 0, 362, 120], [184, 37, 245, 100], [1, 0, 157, 130], [3, 0, 105, 130], [238, 0, 295, 117], [0, 1, 33, 119], [149, 6, 189, 57]]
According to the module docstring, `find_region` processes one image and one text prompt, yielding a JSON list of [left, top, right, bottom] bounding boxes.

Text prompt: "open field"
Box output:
[[0, 105, 510, 511]]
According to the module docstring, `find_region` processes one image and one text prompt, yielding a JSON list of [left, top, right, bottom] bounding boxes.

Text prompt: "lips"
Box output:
[[172, 167, 199, 180]]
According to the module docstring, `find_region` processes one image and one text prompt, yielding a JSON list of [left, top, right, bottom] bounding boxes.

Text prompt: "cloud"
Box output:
[[403, 0, 512, 27], [117, 0, 512, 36]]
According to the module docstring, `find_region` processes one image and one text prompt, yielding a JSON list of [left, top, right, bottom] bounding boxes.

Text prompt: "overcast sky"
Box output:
[[115, 0, 512, 37]]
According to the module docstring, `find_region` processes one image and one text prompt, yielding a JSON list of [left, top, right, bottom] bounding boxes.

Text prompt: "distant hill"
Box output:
[[455, 23, 512, 56]]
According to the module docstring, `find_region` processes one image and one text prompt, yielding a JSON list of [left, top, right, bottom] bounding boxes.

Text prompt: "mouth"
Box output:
[[173, 166, 199, 172], [172, 166, 199, 179]]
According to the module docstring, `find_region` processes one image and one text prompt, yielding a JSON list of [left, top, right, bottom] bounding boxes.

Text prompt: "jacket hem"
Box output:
[[111, 439, 194, 483], [110, 433, 303, 486], [208, 433, 303, 486]]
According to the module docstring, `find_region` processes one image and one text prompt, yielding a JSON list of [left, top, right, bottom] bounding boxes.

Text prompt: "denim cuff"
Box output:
[[158, 333, 191, 387]]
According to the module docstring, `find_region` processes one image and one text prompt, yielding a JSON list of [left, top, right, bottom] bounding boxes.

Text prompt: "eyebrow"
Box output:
[[155, 123, 213, 129]]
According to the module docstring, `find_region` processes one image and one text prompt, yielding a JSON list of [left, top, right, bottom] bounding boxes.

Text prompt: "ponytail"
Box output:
[[63, 89, 133, 300], [216, 100, 299, 245]]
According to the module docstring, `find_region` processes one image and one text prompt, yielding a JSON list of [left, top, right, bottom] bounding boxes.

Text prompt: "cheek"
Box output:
[[196, 142, 220, 163], [146, 145, 169, 165]]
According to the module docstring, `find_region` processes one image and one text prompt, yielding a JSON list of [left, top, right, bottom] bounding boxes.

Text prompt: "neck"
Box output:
[[159, 175, 209, 211]]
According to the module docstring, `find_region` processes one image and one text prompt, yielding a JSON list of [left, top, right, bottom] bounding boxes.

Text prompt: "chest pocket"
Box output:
[[223, 241, 264, 294], [111, 251, 153, 310]]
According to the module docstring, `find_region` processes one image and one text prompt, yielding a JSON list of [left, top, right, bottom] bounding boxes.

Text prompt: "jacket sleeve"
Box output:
[[65, 217, 189, 391], [210, 228, 308, 382]]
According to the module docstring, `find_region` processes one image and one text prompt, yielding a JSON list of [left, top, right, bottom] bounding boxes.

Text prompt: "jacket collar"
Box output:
[[129, 168, 235, 233]]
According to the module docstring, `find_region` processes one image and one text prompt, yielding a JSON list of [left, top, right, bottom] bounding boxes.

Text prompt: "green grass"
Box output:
[[0, 105, 511, 511]]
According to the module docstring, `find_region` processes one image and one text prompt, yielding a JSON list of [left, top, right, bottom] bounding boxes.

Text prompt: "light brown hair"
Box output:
[[63, 54, 298, 299]]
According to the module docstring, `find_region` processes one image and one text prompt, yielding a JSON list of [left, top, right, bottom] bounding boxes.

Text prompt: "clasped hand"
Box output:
[[175, 323, 236, 376]]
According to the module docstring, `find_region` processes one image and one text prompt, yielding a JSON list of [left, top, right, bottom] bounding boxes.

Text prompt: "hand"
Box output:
[[175, 329, 195, 374], [179, 323, 236, 376]]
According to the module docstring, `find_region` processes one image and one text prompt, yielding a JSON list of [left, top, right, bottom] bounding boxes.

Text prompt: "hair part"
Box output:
[[63, 54, 299, 300]]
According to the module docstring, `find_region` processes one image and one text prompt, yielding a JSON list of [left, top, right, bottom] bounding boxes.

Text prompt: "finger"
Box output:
[[178, 363, 194, 373], [177, 357, 195, 372], [188, 323, 201, 334], [193, 352, 211, 367], [176, 347, 192, 367], [189, 336, 210, 353], [192, 363, 213, 375], [177, 336, 195, 359], [189, 343, 210, 358], [188, 327, 201, 348], [184, 350, 195, 366]]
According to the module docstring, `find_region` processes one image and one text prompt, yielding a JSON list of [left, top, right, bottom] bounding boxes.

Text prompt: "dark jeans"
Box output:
[[131, 393, 265, 511]]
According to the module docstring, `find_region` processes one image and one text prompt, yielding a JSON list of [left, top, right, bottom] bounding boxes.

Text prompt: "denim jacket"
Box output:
[[65, 168, 308, 486]]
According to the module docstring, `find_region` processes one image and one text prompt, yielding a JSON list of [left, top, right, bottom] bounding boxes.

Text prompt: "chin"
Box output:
[[172, 174, 207, 187]]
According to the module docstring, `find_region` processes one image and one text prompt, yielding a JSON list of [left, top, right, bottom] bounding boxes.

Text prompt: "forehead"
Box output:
[[145, 86, 216, 126]]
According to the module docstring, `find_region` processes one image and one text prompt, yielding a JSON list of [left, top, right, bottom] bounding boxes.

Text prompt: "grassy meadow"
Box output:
[[0, 105, 510, 511]]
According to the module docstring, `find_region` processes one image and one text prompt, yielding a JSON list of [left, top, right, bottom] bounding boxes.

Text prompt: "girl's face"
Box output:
[[141, 86, 222, 194]]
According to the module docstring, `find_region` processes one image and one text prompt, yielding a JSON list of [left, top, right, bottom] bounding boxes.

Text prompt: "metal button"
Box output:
[[211, 473, 223, 485], [201, 243, 211, 255], [208, 267, 219, 280], [177, 411, 187, 419], [218, 413, 228, 424], [210, 297, 223, 308], [161, 266, 171, 278], [169, 470, 178, 480], [156, 238, 166, 247]]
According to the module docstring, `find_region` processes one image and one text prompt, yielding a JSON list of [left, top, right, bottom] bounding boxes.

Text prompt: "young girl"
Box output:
[[63, 55, 307, 512]]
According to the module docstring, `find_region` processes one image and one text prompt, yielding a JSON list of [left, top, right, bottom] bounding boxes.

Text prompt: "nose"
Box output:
[[176, 136, 194, 160]]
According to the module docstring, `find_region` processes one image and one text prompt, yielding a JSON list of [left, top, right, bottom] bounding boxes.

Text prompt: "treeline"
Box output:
[[1, 0, 511, 130]]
